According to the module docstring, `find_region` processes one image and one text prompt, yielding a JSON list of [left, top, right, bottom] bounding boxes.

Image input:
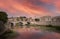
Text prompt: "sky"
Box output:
[[0, 0, 60, 17]]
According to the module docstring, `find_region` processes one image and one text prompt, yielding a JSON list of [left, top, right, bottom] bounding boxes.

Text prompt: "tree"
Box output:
[[0, 11, 8, 38], [0, 11, 8, 24], [0, 21, 6, 35], [0, 11, 16, 39]]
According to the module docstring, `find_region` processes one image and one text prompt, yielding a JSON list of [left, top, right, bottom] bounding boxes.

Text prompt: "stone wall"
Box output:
[[7, 16, 60, 26]]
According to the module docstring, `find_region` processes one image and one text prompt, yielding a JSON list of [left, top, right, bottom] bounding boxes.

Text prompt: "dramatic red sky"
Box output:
[[0, 0, 60, 17]]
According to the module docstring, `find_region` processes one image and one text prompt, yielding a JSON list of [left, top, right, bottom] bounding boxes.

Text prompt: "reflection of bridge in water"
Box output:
[[13, 27, 60, 39]]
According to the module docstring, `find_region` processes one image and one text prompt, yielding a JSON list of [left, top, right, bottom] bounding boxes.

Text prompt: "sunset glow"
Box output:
[[0, 0, 60, 17]]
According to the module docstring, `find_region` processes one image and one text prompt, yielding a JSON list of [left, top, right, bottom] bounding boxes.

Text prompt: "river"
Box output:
[[13, 26, 60, 39]]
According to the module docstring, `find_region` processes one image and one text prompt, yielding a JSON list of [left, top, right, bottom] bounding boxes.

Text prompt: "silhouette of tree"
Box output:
[[0, 11, 8, 39], [0, 11, 8, 24]]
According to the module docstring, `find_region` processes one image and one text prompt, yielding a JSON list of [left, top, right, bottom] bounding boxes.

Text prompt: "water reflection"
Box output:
[[14, 26, 60, 39]]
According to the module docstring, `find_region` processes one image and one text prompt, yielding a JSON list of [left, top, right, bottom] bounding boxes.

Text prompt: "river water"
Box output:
[[13, 26, 60, 39]]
